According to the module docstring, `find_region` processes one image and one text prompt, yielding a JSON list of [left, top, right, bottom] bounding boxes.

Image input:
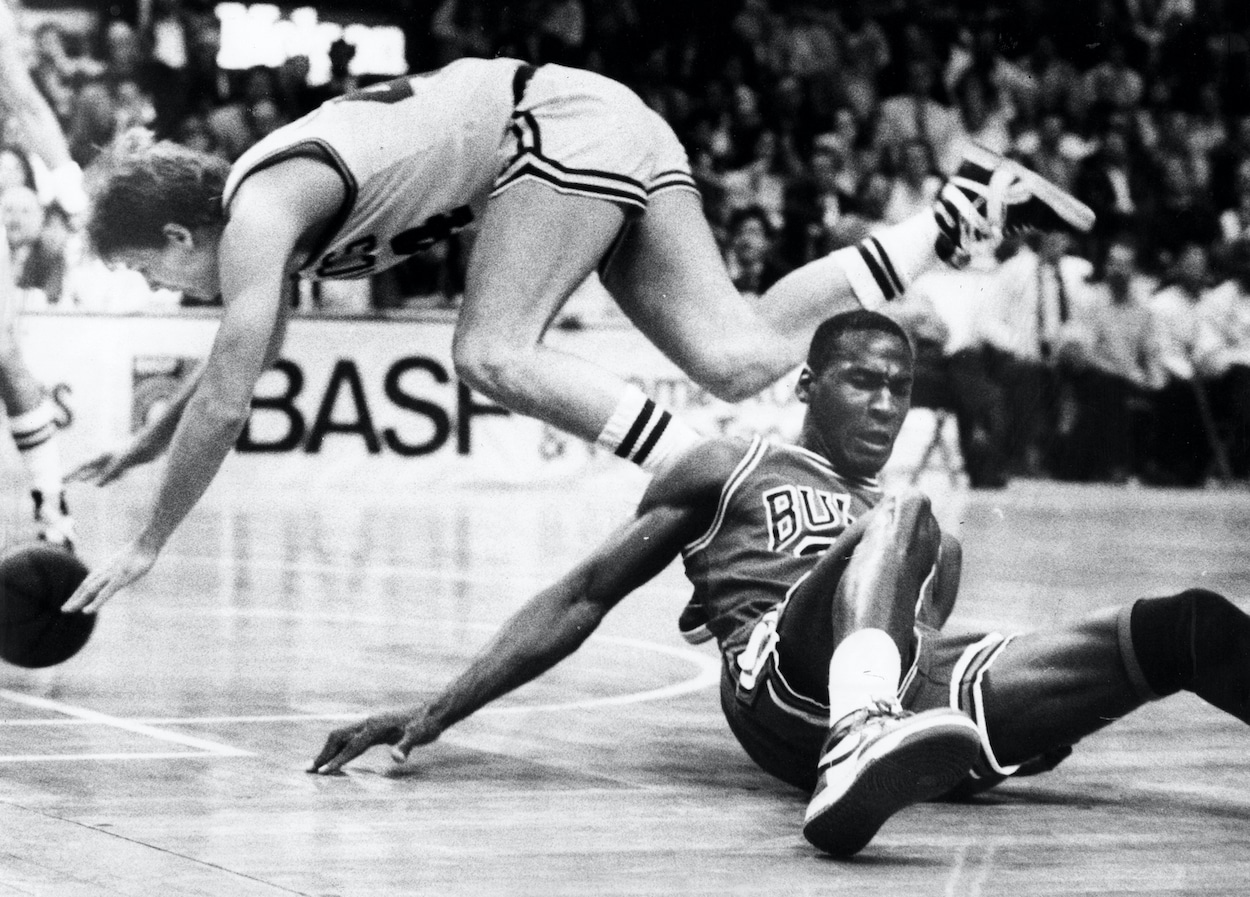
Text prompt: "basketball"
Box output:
[[0, 543, 95, 668]]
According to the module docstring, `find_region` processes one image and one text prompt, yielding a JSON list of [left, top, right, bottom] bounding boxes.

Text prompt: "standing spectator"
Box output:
[[1148, 242, 1217, 486], [1075, 123, 1151, 269], [1195, 243, 1250, 478], [984, 232, 1089, 475], [1059, 236, 1163, 481], [1140, 152, 1220, 274]]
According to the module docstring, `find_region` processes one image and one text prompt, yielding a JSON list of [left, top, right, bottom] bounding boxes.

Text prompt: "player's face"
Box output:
[[801, 330, 913, 478], [116, 226, 220, 301]]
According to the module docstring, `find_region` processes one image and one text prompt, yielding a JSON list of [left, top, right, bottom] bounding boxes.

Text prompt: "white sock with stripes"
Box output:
[[596, 385, 702, 473], [10, 399, 65, 498], [826, 628, 903, 728], [830, 211, 943, 309]]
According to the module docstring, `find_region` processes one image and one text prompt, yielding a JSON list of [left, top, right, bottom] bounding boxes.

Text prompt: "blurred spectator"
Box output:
[[1075, 122, 1151, 270], [875, 57, 963, 175], [827, 168, 891, 249], [1014, 112, 1086, 194], [1194, 242, 1250, 478], [1, 185, 65, 306], [1080, 40, 1144, 113], [882, 138, 941, 225], [0, 145, 36, 192], [721, 128, 796, 229], [1217, 158, 1250, 246], [1056, 235, 1163, 481], [898, 259, 1011, 488], [1147, 242, 1218, 486], [1140, 151, 1220, 273], [723, 205, 786, 297], [983, 232, 1090, 475], [948, 70, 1012, 161]]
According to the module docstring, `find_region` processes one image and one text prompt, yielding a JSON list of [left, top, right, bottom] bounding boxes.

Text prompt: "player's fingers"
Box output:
[[318, 733, 373, 774], [64, 457, 107, 483], [308, 728, 354, 773], [63, 574, 101, 613]]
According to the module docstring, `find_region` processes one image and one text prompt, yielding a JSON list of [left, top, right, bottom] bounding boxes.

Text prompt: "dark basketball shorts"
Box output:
[[719, 608, 1034, 794]]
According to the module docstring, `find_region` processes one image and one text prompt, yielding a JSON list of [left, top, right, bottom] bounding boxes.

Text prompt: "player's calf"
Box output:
[[1127, 589, 1250, 723]]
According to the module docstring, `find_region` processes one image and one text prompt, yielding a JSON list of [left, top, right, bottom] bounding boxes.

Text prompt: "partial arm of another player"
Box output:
[[0, 0, 84, 213], [308, 440, 738, 774]]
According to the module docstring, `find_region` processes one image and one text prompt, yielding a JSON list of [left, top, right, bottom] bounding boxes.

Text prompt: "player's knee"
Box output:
[[867, 488, 937, 551], [451, 336, 537, 408]]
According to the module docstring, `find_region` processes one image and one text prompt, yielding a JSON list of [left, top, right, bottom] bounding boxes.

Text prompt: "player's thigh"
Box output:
[[604, 190, 766, 374], [455, 181, 626, 351]]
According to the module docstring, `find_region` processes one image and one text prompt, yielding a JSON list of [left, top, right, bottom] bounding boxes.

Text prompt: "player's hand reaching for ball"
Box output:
[[309, 707, 443, 774], [63, 540, 160, 613]]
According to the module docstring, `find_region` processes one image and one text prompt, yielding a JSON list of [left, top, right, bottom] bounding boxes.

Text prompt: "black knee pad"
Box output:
[[1130, 590, 1250, 722]]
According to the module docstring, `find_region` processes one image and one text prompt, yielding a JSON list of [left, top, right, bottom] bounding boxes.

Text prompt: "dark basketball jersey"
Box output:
[[679, 436, 883, 653]]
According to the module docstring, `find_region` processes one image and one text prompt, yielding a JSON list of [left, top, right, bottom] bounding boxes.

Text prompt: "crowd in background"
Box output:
[[3, 0, 1249, 489]]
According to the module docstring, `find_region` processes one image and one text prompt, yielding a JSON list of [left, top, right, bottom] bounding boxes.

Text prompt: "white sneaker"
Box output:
[[802, 701, 980, 857]]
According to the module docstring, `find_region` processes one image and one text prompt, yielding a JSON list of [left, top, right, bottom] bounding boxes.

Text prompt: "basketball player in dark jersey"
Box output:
[[321, 309, 1247, 856]]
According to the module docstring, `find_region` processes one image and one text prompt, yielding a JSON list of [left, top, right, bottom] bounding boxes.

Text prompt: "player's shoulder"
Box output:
[[639, 437, 759, 512]]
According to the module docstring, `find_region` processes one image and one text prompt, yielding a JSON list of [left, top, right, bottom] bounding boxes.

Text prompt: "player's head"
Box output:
[[85, 129, 229, 300], [796, 310, 914, 478]]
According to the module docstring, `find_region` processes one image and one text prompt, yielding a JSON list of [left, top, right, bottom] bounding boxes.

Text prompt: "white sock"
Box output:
[[827, 628, 903, 727], [10, 400, 64, 499], [595, 384, 702, 473], [830, 211, 942, 309]]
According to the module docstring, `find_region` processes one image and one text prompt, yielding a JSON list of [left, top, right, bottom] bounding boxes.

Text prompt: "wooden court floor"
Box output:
[[0, 467, 1247, 896]]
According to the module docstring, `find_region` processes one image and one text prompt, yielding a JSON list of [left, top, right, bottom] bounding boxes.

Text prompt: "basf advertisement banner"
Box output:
[[12, 312, 813, 492]]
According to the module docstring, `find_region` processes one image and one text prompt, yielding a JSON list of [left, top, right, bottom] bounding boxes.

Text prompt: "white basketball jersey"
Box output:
[[222, 57, 525, 281]]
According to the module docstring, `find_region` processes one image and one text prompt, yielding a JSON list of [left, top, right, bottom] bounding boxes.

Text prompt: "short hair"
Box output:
[[806, 309, 912, 376], [86, 129, 230, 260]]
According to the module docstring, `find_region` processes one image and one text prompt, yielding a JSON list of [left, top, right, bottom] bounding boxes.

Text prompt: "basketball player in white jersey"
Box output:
[[65, 57, 1093, 612]]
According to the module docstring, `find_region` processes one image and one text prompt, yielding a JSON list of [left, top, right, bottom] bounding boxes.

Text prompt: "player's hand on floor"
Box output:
[[63, 541, 159, 613], [309, 708, 442, 774]]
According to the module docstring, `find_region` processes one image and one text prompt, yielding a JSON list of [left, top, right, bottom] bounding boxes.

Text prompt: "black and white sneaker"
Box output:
[[934, 144, 1096, 266], [802, 701, 980, 857], [33, 489, 76, 553]]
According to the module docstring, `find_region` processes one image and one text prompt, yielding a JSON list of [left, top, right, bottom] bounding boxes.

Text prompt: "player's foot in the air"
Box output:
[[802, 701, 980, 857], [934, 144, 1096, 266], [33, 489, 76, 553]]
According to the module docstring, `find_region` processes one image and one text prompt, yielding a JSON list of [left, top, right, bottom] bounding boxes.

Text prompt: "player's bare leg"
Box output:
[[605, 148, 1096, 403], [976, 589, 1250, 772], [0, 227, 72, 548], [453, 181, 699, 471]]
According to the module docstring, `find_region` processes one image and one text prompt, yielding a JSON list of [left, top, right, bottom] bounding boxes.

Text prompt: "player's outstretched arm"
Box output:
[[308, 439, 742, 775], [64, 161, 339, 613]]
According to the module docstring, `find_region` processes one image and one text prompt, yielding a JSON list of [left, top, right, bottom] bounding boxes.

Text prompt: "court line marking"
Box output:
[[0, 617, 719, 751], [0, 689, 252, 757], [0, 751, 223, 763]]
